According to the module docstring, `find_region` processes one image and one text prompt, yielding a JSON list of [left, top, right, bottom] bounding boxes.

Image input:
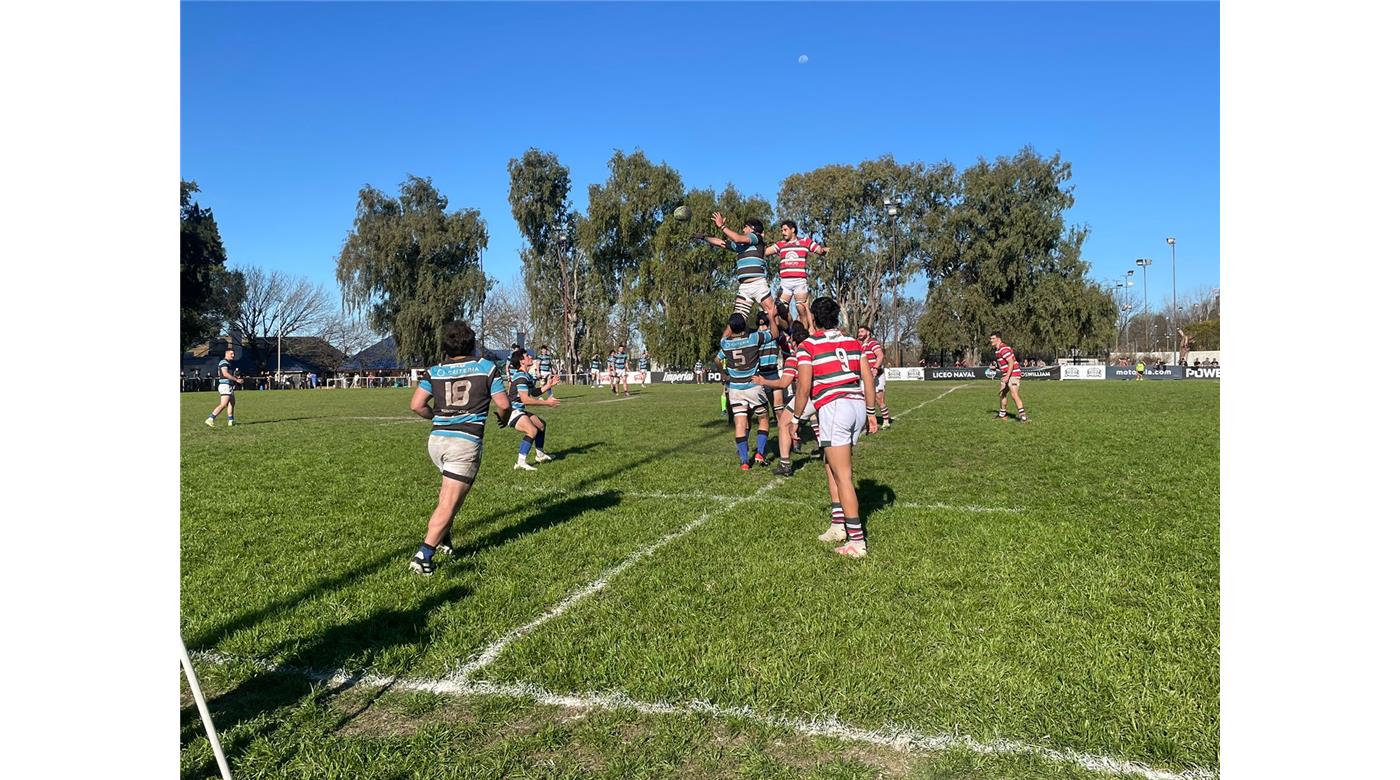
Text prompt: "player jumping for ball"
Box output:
[[856, 325, 892, 429], [766, 219, 827, 332], [697, 212, 778, 325], [205, 347, 243, 427], [716, 312, 779, 470], [407, 322, 514, 575], [793, 297, 880, 558], [507, 348, 562, 469], [990, 332, 1027, 421]]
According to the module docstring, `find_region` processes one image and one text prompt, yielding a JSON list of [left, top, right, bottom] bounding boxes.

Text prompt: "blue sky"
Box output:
[[181, 1, 1219, 314]]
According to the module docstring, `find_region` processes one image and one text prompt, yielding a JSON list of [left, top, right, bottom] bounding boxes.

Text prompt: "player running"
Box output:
[[205, 348, 243, 427], [715, 312, 779, 470], [766, 219, 827, 331], [792, 297, 880, 558], [697, 212, 778, 325], [609, 344, 630, 396], [406, 321, 513, 575], [856, 325, 892, 429], [506, 348, 562, 469], [990, 332, 1028, 421]]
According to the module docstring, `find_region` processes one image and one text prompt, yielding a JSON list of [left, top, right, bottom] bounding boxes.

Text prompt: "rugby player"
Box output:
[[793, 297, 880, 558], [609, 344, 630, 396], [205, 348, 243, 427], [697, 212, 778, 325], [856, 325, 893, 429], [715, 312, 779, 470], [755, 312, 784, 461], [590, 354, 602, 387], [693, 358, 705, 384], [507, 348, 562, 469], [765, 220, 827, 331], [638, 350, 651, 374], [752, 321, 812, 477], [536, 344, 555, 398], [990, 333, 1027, 421], [407, 322, 513, 575]]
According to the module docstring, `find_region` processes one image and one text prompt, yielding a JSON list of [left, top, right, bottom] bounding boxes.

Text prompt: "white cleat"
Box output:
[[514, 460, 537, 471], [818, 525, 847, 543], [534, 451, 553, 463], [834, 541, 867, 559], [205, 417, 214, 428]]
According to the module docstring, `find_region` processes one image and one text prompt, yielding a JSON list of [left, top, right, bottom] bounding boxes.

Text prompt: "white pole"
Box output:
[[180, 638, 233, 780], [277, 332, 283, 387]]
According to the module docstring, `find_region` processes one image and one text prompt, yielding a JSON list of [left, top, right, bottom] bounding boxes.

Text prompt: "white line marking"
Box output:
[[892, 384, 968, 420], [506, 485, 1022, 514], [884, 501, 1024, 514], [453, 480, 782, 678], [190, 651, 1215, 780]]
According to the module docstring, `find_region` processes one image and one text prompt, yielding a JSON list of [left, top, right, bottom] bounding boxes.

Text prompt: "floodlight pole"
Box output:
[[1136, 258, 1153, 357], [1167, 237, 1178, 361], [276, 331, 282, 388]]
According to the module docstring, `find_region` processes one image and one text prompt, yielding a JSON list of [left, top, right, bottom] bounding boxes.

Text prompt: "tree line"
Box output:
[[182, 146, 1142, 372]]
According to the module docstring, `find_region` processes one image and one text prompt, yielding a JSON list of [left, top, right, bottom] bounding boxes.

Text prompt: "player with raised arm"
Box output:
[[205, 348, 243, 427], [990, 332, 1027, 421], [696, 212, 778, 325], [793, 297, 880, 558], [766, 219, 828, 331], [506, 348, 562, 469], [856, 325, 892, 429], [406, 322, 513, 576], [716, 312, 779, 470]]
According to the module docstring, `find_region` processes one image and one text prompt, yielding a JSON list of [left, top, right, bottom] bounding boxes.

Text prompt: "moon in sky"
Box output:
[[798, 54, 809, 64]]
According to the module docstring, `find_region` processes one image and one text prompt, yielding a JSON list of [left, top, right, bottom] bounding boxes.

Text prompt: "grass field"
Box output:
[[180, 379, 1219, 779]]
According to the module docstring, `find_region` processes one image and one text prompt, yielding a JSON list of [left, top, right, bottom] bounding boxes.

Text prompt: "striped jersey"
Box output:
[[716, 329, 775, 390], [859, 335, 886, 376], [591, 358, 601, 371], [796, 329, 866, 410], [758, 332, 782, 378], [537, 351, 553, 374], [994, 344, 1022, 378], [693, 360, 704, 373], [507, 368, 539, 411], [728, 232, 767, 282], [611, 351, 628, 372], [638, 354, 650, 371], [217, 359, 234, 389], [417, 358, 505, 442], [772, 236, 822, 280]]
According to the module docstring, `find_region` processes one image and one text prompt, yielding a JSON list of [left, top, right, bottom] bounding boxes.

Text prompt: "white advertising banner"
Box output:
[[1060, 365, 1106, 381], [885, 367, 925, 381]]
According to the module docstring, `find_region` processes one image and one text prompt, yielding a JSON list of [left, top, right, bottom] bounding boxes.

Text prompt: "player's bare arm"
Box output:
[[409, 386, 434, 419], [793, 363, 813, 418], [859, 355, 879, 434]]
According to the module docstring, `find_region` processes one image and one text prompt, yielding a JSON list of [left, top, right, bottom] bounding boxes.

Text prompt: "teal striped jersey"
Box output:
[[728, 232, 767, 282], [537, 351, 553, 373], [417, 358, 504, 441], [507, 368, 538, 411], [638, 355, 650, 371], [611, 351, 628, 371], [758, 333, 782, 378], [716, 329, 774, 390], [217, 359, 234, 389]]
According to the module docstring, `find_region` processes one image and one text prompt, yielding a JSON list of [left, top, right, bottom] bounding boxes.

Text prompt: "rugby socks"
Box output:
[[534, 427, 546, 451], [736, 436, 749, 465], [519, 437, 533, 456], [880, 404, 890, 423], [845, 515, 865, 542], [830, 503, 845, 528], [417, 543, 435, 562], [780, 457, 791, 470], [755, 431, 768, 458]]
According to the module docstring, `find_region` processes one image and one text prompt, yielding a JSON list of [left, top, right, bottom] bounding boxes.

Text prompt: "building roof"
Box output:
[[181, 336, 345, 374]]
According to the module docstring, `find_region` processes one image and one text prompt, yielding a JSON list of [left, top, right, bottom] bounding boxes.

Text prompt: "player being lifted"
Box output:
[[793, 297, 880, 558], [716, 312, 779, 470], [506, 348, 562, 469], [766, 219, 828, 331], [406, 321, 513, 575], [609, 343, 631, 396], [205, 347, 243, 427], [990, 332, 1027, 421], [697, 212, 778, 325], [856, 325, 893, 429]]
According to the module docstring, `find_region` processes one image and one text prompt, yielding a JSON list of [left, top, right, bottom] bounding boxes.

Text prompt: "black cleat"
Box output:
[[409, 554, 436, 576]]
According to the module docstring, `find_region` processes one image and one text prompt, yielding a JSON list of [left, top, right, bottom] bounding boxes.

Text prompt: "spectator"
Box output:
[[1193, 358, 1200, 367]]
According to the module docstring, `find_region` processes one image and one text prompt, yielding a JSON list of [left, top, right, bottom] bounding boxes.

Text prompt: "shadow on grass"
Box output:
[[182, 584, 472, 779], [856, 478, 897, 541], [231, 416, 338, 426], [452, 490, 622, 560], [543, 441, 603, 461]]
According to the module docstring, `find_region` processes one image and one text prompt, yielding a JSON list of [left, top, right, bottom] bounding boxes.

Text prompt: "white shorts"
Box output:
[[428, 434, 482, 485], [736, 277, 772, 304], [875, 372, 887, 393], [726, 385, 770, 416], [507, 408, 532, 428], [218, 383, 235, 396], [784, 395, 816, 420], [778, 277, 809, 299], [816, 395, 866, 448]]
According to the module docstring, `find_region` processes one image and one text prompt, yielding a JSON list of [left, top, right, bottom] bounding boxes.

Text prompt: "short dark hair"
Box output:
[[990, 331, 1002, 339], [811, 297, 841, 329], [441, 320, 477, 357], [743, 218, 764, 236], [509, 348, 526, 369], [857, 324, 871, 333], [728, 313, 748, 334], [780, 219, 797, 231], [789, 322, 809, 345]]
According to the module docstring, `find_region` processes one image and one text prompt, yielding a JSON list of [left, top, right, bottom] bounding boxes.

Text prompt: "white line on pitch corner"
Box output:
[[189, 651, 1215, 780], [452, 480, 782, 678], [891, 384, 968, 420]]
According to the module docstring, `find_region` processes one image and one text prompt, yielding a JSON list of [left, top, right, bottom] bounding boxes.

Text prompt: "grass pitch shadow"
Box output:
[[543, 441, 603, 461], [454, 490, 622, 559], [855, 478, 897, 541]]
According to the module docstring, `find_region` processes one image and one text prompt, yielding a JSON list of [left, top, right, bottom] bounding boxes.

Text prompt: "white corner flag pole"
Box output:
[[180, 638, 233, 780]]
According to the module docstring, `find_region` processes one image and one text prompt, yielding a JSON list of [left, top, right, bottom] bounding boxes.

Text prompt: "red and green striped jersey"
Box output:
[[795, 329, 866, 410]]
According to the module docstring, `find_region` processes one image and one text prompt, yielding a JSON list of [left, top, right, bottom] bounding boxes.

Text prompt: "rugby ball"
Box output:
[[673, 205, 691, 222]]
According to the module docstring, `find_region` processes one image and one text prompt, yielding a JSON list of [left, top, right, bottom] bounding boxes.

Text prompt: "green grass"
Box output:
[[181, 380, 1218, 779]]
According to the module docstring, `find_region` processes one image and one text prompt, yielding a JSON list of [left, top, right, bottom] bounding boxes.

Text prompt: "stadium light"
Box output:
[[1135, 258, 1153, 356], [1166, 237, 1177, 360]]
